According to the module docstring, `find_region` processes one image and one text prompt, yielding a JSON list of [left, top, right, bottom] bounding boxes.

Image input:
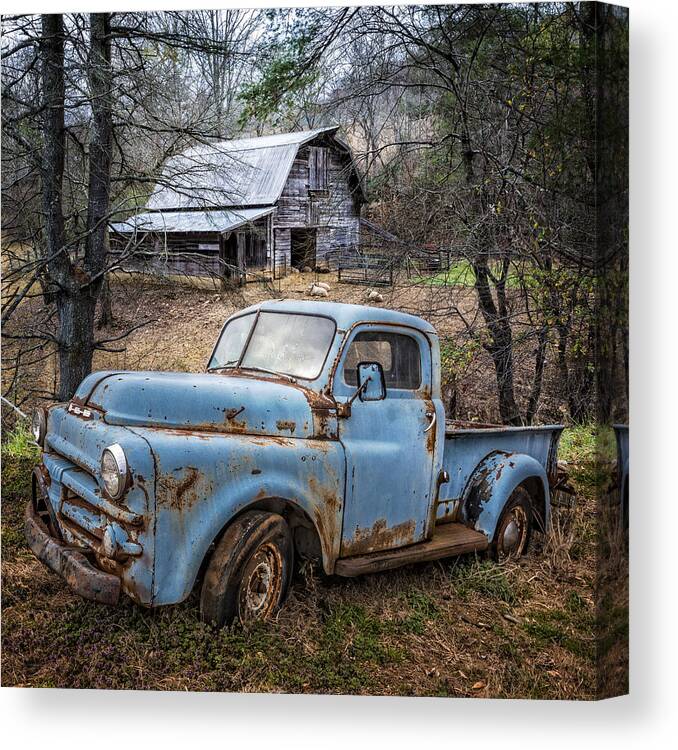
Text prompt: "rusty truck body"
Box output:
[[27, 300, 563, 626]]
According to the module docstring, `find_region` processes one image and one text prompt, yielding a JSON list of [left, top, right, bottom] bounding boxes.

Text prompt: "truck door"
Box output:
[[334, 324, 437, 556]]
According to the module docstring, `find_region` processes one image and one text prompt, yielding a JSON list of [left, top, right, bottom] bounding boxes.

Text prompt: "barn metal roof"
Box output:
[[109, 207, 274, 235], [145, 126, 344, 211]]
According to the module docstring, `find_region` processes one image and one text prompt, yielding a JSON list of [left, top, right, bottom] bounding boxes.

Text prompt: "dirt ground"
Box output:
[[1, 268, 568, 423], [0, 271, 627, 698]]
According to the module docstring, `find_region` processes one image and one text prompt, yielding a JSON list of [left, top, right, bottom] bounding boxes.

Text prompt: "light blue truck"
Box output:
[[27, 300, 563, 626]]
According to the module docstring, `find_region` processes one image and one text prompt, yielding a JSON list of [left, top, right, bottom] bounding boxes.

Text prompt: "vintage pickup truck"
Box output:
[[27, 300, 563, 626]]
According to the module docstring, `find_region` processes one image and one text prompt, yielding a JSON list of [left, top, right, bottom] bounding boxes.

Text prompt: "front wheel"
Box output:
[[200, 511, 293, 628], [491, 486, 532, 562]]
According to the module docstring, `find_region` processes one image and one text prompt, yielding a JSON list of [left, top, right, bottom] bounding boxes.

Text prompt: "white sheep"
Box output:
[[315, 281, 331, 292], [309, 284, 329, 297], [366, 288, 384, 303]]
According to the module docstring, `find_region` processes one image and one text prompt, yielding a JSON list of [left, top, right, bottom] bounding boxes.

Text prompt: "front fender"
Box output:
[[129, 429, 345, 606], [460, 451, 550, 541]]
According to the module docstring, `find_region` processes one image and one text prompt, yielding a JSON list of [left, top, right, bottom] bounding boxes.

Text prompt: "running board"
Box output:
[[334, 522, 489, 577]]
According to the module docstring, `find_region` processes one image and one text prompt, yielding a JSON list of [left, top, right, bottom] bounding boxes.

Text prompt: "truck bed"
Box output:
[[438, 421, 564, 519]]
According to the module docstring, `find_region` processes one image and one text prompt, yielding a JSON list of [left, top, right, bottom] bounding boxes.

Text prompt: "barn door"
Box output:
[[291, 228, 317, 270], [220, 231, 245, 287], [308, 146, 328, 191], [236, 232, 246, 283]]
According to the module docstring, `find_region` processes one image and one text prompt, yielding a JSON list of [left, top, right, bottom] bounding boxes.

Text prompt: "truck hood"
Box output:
[[72, 370, 336, 440]]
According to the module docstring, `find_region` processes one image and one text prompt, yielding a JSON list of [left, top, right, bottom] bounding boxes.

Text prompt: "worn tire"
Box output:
[[200, 511, 293, 628], [491, 486, 533, 562]]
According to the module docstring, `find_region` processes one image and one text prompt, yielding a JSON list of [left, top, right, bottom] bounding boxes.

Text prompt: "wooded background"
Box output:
[[1, 3, 628, 426]]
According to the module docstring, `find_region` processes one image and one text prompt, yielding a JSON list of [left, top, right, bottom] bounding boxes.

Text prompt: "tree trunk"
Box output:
[[97, 273, 113, 328], [525, 325, 548, 425], [40, 15, 69, 293], [40, 13, 114, 401], [472, 256, 522, 425], [84, 13, 113, 286], [57, 293, 98, 399]]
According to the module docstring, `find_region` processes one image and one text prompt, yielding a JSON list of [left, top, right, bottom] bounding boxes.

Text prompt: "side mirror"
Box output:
[[357, 362, 386, 402]]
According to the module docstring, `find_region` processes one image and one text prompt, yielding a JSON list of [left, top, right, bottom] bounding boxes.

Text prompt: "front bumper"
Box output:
[[25, 499, 121, 605]]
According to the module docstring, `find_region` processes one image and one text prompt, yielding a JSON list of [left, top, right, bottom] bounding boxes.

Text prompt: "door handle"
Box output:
[[424, 410, 436, 433]]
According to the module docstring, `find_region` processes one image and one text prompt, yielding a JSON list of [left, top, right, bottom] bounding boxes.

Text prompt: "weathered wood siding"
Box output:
[[273, 141, 361, 270], [275, 153, 310, 227], [273, 226, 291, 271], [111, 217, 270, 277]]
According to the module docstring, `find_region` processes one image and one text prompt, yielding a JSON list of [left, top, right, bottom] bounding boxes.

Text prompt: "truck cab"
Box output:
[[27, 300, 563, 626]]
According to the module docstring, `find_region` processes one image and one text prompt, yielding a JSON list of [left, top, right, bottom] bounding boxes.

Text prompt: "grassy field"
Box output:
[[412, 260, 531, 289], [0, 421, 626, 698]]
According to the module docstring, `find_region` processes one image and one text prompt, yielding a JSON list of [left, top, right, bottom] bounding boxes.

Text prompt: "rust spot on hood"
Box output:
[[224, 406, 245, 421], [219, 368, 336, 412], [276, 420, 296, 434]]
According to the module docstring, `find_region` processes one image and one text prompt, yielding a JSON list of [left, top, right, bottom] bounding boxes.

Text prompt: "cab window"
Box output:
[[343, 331, 421, 390]]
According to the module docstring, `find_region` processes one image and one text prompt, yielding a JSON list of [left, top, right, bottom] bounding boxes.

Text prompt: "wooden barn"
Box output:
[[109, 126, 366, 281]]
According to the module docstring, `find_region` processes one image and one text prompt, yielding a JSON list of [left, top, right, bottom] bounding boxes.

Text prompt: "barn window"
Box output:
[[308, 146, 328, 192], [308, 199, 321, 226]]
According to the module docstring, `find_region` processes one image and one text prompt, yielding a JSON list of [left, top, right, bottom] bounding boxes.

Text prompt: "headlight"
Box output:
[[101, 444, 128, 500], [31, 408, 47, 447]]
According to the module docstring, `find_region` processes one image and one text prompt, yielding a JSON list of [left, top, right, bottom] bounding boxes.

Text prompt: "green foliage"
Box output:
[[559, 424, 616, 493], [414, 261, 534, 290], [238, 13, 322, 128], [0, 446, 34, 554], [413, 261, 476, 287], [396, 590, 440, 634], [1, 419, 39, 461], [522, 602, 595, 661], [449, 559, 520, 605], [439, 337, 481, 384]]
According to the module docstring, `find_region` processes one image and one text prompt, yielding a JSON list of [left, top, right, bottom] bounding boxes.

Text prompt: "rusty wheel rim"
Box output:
[[237, 542, 283, 623], [498, 505, 529, 562]]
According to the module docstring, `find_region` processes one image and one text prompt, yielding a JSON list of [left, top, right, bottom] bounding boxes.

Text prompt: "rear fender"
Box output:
[[460, 451, 550, 541]]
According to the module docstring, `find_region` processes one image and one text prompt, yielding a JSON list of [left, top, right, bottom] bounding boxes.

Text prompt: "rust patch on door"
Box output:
[[341, 518, 417, 557]]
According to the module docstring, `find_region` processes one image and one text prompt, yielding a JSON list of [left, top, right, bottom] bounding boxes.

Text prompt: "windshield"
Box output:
[[208, 311, 336, 380]]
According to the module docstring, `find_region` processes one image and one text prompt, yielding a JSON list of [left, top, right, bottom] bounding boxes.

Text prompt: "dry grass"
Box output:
[[2, 269, 567, 424]]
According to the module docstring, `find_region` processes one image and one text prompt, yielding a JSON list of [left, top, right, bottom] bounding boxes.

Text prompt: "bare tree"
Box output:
[[1, 11, 265, 404], [242, 3, 626, 424]]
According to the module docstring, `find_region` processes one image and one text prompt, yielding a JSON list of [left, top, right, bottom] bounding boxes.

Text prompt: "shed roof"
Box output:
[[145, 126, 355, 212], [109, 206, 274, 235]]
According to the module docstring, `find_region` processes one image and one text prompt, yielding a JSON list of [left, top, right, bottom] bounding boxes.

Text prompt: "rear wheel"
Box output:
[[200, 511, 293, 628], [491, 486, 532, 562]]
